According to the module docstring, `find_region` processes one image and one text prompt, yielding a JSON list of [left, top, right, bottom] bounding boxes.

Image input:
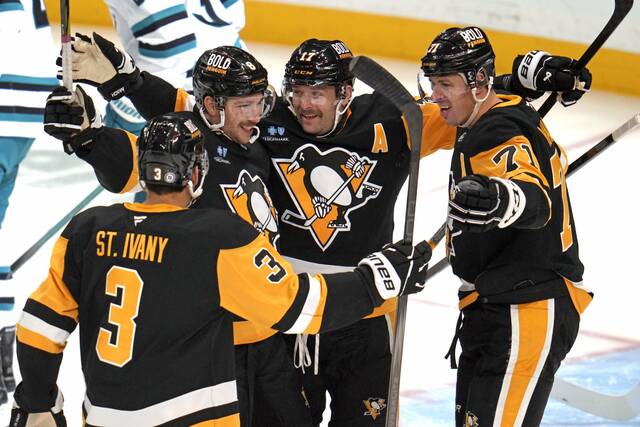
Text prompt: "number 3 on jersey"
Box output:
[[96, 266, 144, 367]]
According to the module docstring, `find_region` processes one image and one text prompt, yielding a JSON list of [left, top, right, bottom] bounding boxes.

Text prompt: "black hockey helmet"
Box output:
[[420, 26, 495, 88], [283, 39, 355, 90], [192, 46, 270, 108], [138, 112, 209, 195]]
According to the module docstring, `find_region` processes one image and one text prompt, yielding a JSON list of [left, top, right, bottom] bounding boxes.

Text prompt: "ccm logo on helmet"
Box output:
[[366, 254, 396, 291], [459, 27, 485, 43]]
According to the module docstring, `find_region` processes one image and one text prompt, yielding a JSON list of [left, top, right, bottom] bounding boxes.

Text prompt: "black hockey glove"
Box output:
[[56, 32, 142, 100], [44, 85, 103, 155], [448, 174, 526, 232], [357, 240, 432, 305], [10, 388, 66, 427], [511, 50, 592, 106]]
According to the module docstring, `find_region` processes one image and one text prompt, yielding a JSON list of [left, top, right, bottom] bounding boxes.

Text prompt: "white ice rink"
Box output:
[[0, 40, 639, 426]]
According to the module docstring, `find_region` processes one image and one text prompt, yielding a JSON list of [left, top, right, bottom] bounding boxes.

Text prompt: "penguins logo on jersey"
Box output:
[[221, 170, 279, 246], [363, 398, 386, 420], [273, 145, 381, 251]]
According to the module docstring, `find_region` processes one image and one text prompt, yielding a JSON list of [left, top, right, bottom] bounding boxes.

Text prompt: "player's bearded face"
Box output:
[[428, 75, 476, 127], [290, 84, 340, 135], [222, 93, 264, 144]]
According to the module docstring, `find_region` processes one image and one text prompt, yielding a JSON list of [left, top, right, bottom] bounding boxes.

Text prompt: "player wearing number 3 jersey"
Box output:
[[8, 112, 431, 427]]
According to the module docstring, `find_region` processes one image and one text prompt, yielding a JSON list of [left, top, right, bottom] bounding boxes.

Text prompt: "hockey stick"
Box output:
[[281, 161, 366, 228], [424, 112, 640, 279], [349, 55, 423, 427], [60, 0, 73, 90], [551, 378, 640, 421], [0, 185, 103, 280], [537, 0, 633, 117]]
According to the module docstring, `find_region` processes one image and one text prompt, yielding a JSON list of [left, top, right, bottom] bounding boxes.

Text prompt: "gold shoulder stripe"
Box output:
[[121, 131, 139, 193], [406, 102, 456, 157], [30, 237, 79, 322], [175, 89, 191, 112], [493, 94, 522, 108]]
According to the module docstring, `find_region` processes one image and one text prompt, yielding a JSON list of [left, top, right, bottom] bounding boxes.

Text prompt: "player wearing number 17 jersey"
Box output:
[[9, 112, 431, 427], [421, 26, 593, 426]]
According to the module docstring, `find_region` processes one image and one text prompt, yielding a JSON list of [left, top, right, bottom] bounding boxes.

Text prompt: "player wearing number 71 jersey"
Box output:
[[8, 112, 431, 427], [421, 26, 593, 425]]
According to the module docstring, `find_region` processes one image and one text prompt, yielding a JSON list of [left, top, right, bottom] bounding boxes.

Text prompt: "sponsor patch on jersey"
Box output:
[[272, 144, 381, 251], [220, 170, 279, 246], [363, 397, 386, 420], [263, 125, 289, 142], [214, 145, 231, 164]]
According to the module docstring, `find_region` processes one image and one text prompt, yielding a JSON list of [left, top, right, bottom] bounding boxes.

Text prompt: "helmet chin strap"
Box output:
[[198, 105, 255, 145], [248, 126, 260, 144], [317, 95, 353, 138], [198, 106, 225, 132], [460, 77, 493, 128]]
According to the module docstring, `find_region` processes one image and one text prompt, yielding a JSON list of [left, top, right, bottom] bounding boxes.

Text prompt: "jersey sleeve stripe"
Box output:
[[138, 34, 196, 59], [131, 5, 188, 36], [18, 312, 71, 347], [221, 0, 241, 8], [16, 324, 66, 354], [132, 10, 188, 38], [24, 298, 77, 333], [0, 1, 23, 12], [0, 74, 59, 90], [83, 380, 238, 426], [270, 273, 311, 331], [282, 274, 323, 334], [0, 106, 44, 122]]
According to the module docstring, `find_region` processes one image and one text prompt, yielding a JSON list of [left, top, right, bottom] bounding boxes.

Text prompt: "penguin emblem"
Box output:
[[273, 145, 381, 251], [221, 170, 279, 246], [363, 398, 386, 420]]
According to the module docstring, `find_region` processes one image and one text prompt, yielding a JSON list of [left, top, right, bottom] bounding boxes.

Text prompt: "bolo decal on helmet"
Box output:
[[192, 46, 276, 140], [418, 26, 496, 127], [283, 38, 355, 136], [138, 112, 209, 203]]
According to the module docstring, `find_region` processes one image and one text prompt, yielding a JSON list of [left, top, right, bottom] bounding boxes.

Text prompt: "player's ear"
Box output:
[[192, 164, 200, 185], [340, 84, 354, 107], [203, 96, 221, 122]]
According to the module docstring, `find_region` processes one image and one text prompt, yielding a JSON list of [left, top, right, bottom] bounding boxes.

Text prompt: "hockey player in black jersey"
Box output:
[[44, 40, 311, 427], [421, 26, 593, 426], [49, 32, 591, 426], [9, 112, 432, 427]]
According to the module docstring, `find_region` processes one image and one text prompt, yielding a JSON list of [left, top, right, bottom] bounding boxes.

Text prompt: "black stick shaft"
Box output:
[[349, 56, 423, 427], [538, 0, 633, 117]]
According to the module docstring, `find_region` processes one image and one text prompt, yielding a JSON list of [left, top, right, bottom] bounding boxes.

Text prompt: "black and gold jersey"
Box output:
[[79, 75, 279, 345], [262, 95, 453, 267], [15, 203, 378, 426], [259, 96, 453, 318], [447, 94, 586, 302], [87, 72, 456, 321]]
